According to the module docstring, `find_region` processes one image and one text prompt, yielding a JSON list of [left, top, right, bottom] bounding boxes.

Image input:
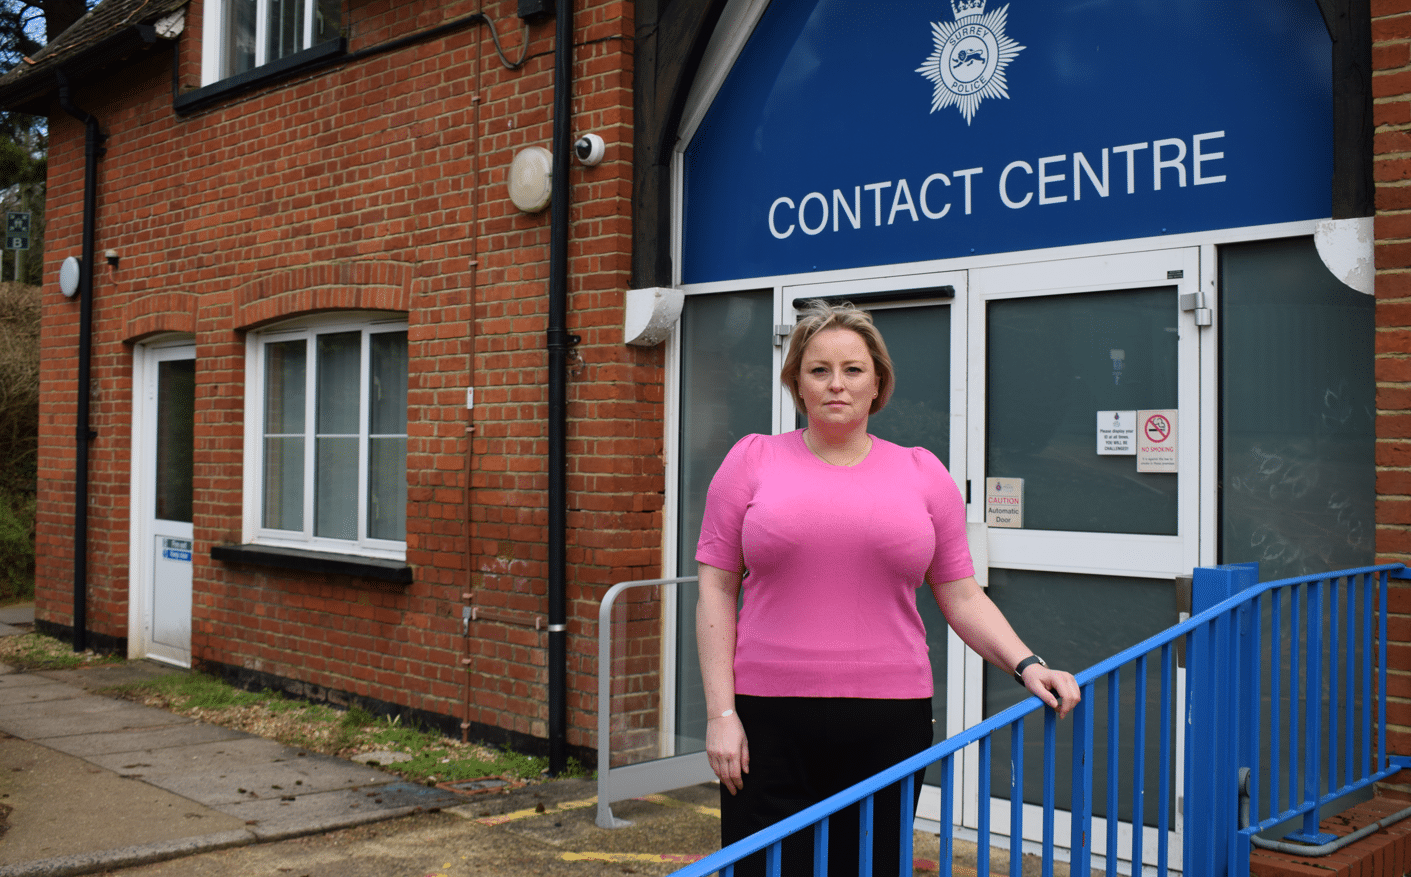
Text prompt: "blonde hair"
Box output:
[[780, 299, 895, 416]]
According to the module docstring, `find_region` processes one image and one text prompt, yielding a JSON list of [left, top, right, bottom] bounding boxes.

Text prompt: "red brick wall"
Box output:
[[1377, 0, 1411, 777], [36, 0, 664, 757]]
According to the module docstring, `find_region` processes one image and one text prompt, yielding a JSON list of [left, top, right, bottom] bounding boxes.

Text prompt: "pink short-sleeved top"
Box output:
[[695, 430, 974, 699]]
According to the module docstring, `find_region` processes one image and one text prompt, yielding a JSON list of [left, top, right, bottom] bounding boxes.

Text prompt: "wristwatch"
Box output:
[[1013, 655, 1047, 685]]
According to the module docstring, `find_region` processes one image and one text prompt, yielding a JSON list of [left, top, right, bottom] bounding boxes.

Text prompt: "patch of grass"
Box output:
[[136, 671, 269, 711], [0, 632, 123, 670], [114, 671, 585, 785]]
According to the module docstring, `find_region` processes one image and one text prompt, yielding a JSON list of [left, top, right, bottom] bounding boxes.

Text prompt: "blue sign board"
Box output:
[[162, 537, 192, 563], [682, 0, 1332, 284]]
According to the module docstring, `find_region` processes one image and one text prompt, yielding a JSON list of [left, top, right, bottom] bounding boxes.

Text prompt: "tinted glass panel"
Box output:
[[315, 435, 358, 539], [986, 289, 1179, 534], [370, 331, 408, 435], [262, 340, 305, 531], [867, 305, 952, 783], [154, 359, 195, 524], [984, 568, 1176, 824], [1219, 238, 1374, 580], [675, 291, 774, 754], [316, 332, 360, 435]]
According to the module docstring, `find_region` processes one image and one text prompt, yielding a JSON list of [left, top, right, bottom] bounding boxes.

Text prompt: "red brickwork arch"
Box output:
[[121, 291, 198, 343], [233, 261, 413, 329]]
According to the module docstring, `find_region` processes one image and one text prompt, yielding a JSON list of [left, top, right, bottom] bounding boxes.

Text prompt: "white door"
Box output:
[[131, 342, 195, 667], [966, 248, 1206, 869], [779, 272, 984, 817]]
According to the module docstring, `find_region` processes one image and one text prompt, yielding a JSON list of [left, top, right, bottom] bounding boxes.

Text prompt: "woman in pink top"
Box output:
[[696, 301, 1081, 877]]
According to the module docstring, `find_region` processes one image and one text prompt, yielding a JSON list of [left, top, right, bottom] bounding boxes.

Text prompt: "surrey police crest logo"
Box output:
[[916, 0, 1024, 125]]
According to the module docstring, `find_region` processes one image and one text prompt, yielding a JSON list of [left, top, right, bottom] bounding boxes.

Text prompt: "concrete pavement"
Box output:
[[0, 617, 467, 875], [0, 604, 730, 877], [0, 606, 1017, 876]]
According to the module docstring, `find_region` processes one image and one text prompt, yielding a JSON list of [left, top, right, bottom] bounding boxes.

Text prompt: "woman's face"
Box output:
[[796, 328, 878, 430]]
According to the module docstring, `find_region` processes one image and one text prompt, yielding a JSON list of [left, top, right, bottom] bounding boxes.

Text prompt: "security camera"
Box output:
[[574, 133, 605, 167]]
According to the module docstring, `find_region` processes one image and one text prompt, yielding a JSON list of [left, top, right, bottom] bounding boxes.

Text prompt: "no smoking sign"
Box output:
[[1136, 409, 1177, 473]]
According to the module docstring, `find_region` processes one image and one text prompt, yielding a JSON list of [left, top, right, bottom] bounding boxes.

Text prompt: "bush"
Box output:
[[0, 282, 37, 601], [0, 282, 38, 498], [0, 491, 34, 601]]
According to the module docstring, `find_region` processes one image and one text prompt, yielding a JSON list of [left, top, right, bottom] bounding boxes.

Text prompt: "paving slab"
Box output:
[[0, 692, 191, 740], [0, 737, 249, 866], [88, 737, 397, 806], [40, 721, 248, 759], [0, 605, 33, 627], [0, 679, 87, 707]]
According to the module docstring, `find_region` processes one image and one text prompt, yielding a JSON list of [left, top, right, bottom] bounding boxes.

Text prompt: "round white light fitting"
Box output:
[[59, 256, 81, 298], [508, 146, 553, 213]]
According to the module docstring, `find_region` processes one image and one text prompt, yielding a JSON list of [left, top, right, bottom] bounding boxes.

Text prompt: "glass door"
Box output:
[[968, 249, 1204, 867], [781, 272, 974, 826]]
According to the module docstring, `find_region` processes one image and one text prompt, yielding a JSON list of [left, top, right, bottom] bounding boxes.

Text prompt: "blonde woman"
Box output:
[[696, 300, 1080, 876]]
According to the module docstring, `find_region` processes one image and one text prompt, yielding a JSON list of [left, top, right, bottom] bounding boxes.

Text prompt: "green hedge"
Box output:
[[0, 491, 34, 602]]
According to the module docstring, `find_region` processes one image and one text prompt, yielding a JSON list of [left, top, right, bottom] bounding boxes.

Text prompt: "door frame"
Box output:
[[778, 271, 989, 829], [127, 336, 196, 667], [969, 248, 1206, 579], [665, 220, 1312, 863], [962, 247, 1208, 870]]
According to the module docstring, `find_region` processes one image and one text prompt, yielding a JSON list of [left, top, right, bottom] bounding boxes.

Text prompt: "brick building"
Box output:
[[1, 0, 1407, 867]]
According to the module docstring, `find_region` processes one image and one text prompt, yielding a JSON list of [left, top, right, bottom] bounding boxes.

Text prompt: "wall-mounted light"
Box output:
[[508, 146, 553, 213], [59, 255, 80, 298]]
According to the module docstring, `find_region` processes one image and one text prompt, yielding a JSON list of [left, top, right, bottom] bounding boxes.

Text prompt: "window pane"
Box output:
[[369, 437, 407, 541], [263, 340, 305, 531], [866, 304, 952, 785], [263, 436, 304, 530], [155, 359, 195, 524], [314, 0, 340, 44], [985, 568, 1176, 824], [869, 305, 950, 467], [315, 436, 358, 539], [370, 331, 408, 435], [264, 340, 305, 434], [1220, 238, 1374, 579], [986, 288, 1179, 534], [316, 332, 360, 435], [674, 290, 774, 755], [223, 0, 256, 76], [265, 0, 305, 63]]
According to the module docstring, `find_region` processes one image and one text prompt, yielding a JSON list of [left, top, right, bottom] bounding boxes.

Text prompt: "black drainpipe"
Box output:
[[56, 72, 103, 653], [546, 1, 575, 775]]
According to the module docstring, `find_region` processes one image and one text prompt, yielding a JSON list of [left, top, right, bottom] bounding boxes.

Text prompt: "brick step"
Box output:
[[1250, 795, 1411, 877]]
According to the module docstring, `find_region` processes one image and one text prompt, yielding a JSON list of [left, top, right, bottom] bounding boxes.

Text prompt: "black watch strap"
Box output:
[[1013, 655, 1046, 685]]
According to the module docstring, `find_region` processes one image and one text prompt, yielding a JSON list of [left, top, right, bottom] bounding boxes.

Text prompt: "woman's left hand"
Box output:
[[1019, 665, 1081, 719]]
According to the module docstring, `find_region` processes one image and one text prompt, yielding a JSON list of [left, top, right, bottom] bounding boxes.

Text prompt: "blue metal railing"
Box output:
[[666, 563, 1406, 877]]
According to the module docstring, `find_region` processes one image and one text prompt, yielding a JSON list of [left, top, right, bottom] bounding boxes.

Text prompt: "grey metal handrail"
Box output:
[[596, 575, 716, 829]]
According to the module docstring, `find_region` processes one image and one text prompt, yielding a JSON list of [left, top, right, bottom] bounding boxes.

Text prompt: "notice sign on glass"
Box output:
[[1137, 409, 1178, 473], [1096, 410, 1136, 455], [985, 478, 1023, 529]]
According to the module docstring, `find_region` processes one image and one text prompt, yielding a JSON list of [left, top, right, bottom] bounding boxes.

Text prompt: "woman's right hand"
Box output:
[[706, 712, 749, 795]]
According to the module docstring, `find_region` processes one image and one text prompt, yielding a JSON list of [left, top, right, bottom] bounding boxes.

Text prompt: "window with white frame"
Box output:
[[202, 0, 341, 85], [247, 314, 408, 557]]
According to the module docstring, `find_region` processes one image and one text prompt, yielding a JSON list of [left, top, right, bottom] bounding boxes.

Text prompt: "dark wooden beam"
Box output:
[[632, 0, 730, 289], [1317, 0, 1374, 218]]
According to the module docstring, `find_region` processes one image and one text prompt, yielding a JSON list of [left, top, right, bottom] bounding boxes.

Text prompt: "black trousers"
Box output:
[[720, 695, 933, 877]]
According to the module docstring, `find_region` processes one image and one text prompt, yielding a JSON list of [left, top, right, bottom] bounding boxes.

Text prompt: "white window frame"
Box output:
[[200, 0, 336, 86], [242, 312, 409, 559]]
